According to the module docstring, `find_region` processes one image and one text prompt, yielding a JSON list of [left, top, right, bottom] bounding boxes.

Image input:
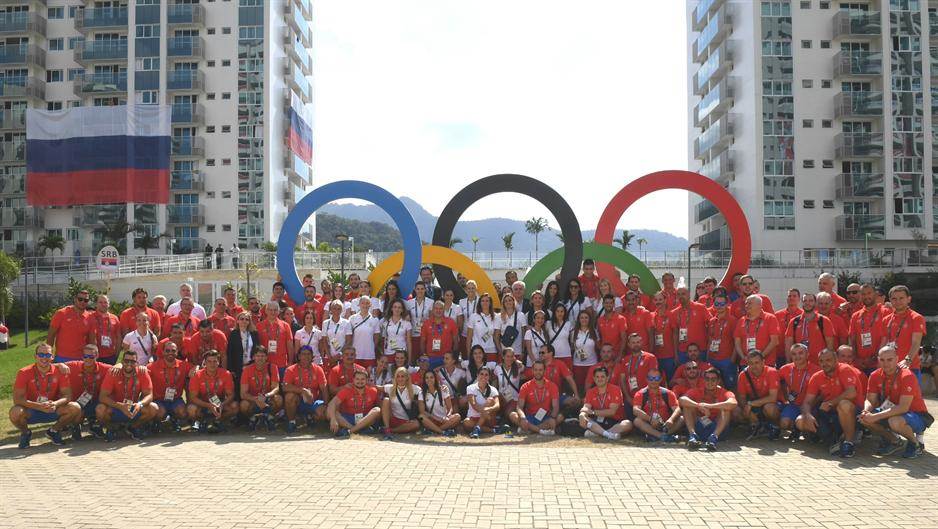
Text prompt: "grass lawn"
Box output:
[[0, 331, 47, 441]]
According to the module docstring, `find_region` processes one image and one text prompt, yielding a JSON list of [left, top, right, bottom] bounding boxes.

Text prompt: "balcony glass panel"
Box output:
[[836, 214, 885, 240], [79, 7, 128, 29], [77, 71, 127, 93], [135, 70, 158, 91], [696, 47, 720, 91], [167, 69, 202, 90], [835, 91, 883, 116], [78, 40, 128, 61]]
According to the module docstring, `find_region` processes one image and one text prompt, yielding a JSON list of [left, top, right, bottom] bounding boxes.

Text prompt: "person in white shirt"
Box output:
[[370, 354, 393, 387], [380, 299, 412, 360], [466, 293, 500, 365], [458, 280, 480, 350], [165, 283, 207, 320], [462, 367, 500, 438], [493, 347, 523, 420], [379, 367, 422, 439], [498, 294, 528, 357], [441, 289, 463, 323], [570, 310, 599, 394], [406, 282, 435, 355], [417, 370, 460, 436], [436, 350, 468, 413], [524, 310, 549, 368], [345, 280, 382, 318], [293, 310, 324, 365], [564, 279, 592, 324], [122, 312, 158, 365], [348, 297, 381, 368], [321, 300, 352, 365], [546, 304, 573, 368]]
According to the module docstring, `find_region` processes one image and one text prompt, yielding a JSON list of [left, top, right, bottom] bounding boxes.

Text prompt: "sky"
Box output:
[[311, 1, 690, 238]]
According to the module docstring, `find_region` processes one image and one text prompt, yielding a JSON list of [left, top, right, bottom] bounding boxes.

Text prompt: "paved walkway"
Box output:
[[1, 401, 937, 529]]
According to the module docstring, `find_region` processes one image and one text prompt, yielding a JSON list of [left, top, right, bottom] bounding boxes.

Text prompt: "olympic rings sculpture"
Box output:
[[277, 171, 751, 302]]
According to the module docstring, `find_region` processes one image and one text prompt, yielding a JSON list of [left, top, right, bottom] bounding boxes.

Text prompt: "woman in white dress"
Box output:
[[417, 370, 460, 436], [466, 293, 499, 366], [569, 310, 598, 394], [546, 304, 573, 371], [293, 310, 324, 365]]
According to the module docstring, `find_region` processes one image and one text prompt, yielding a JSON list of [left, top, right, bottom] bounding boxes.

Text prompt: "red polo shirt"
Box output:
[[806, 363, 863, 407], [848, 304, 888, 367], [420, 317, 459, 357], [733, 312, 781, 365], [596, 313, 627, 353], [882, 309, 926, 370], [736, 366, 780, 401], [669, 301, 710, 353], [867, 367, 927, 413], [49, 306, 92, 360]]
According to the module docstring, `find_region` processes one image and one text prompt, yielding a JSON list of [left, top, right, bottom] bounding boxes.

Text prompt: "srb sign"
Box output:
[[96, 245, 120, 273]]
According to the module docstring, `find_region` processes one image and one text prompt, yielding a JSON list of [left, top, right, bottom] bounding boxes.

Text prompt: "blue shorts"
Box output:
[[26, 409, 61, 424], [278, 366, 287, 379], [710, 359, 737, 390], [297, 399, 325, 417], [80, 399, 99, 418], [524, 413, 545, 426], [109, 407, 135, 423], [780, 403, 801, 422], [427, 356, 445, 370], [876, 408, 928, 435], [340, 412, 359, 426], [694, 417, 726, 441], [156, 398, 186, 414], [815, 406, 860, 439]]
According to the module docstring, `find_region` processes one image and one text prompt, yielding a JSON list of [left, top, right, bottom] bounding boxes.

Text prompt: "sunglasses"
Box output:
[[77, 298, 90, 303], [419, 358, 429, 363], [647, 375, 662, 382], [37, 352, 53, 359], [704, 376, 720, 381], [82, 353, 97, 359], [124, 358, 138, 364]]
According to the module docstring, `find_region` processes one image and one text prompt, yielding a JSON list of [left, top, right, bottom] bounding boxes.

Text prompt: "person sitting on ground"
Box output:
[[508, 359, 560, 436], [417, 370, 461, 437], [670, 343, 710, 389], [327, 370, 382, 438], [282, 345, 329, 433], [186, 350, 238, 433], [632, 367, 682, 443], [380, 367, 423, 440], [96, 349, 158, 442], [238, 347, 282, 431], [734, 350, 782, 440], [463, 366, 501, 438], [579, 366, 632, 440], [680, 367, 737, 451], [10, 343, 82, 449], [797, 348, 863, 458]]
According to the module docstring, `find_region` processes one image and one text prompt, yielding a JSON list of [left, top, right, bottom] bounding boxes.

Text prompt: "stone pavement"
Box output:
[[1, 402, 937, 529]]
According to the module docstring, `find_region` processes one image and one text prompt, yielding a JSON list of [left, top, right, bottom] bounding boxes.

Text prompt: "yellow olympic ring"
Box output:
[[368, 245, 502, 310]]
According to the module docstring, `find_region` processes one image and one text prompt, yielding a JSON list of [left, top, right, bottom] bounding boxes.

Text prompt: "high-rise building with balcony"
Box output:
[[687, 0, 937, 257], [0, 0, 314, 256]]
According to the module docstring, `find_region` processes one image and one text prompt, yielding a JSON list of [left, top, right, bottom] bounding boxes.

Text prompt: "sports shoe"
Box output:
[[704, 434, 719, 452], [90, 424, 106, 439], [265, 416, 276, 432], [504, 428, 514, 439], [687, 433, 701, 450], [286, 420, 297, 434], [70, 424, 82, 442], [381, 428, 393, 441], [767, 425, 781, 441], [168, 417, 182, 432], [105, 428, 117, 443], [603, 431, 621, 440], [149, 421, 161, 435], [840, 441, 856, 458], [902, 440, 923, 459], [191, 421, 202, 433], [17, 430, 32, 449], [538, 429, 555, 436], [829, 440, 843, 456], [584, 430, 597, 439], [469, 426, 481, 439], [128, 427, 145, 441], [335, 428, 350, 438], [247, 416, 259, 432], [642, 434, 656, 442], [875, 438, 904, 456], [205, 421, 220, 434], [443, 429, 456, 437], [45, 429, 65, 446], [746, 424, 762, 440], [660, 433, 679, 443]]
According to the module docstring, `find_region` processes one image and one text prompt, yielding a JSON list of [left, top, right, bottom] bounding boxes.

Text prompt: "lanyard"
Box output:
[[579, 330, 590, 347], [298, 365, 314, 388], [81, 366, 98, 395], [164, 362, 180, 392], [444, 305, 455, 319], [789, 365, 809, 396], [530, 328, 545, 346], [655, 312, 669, 332], [34, 368, 54, 399], [350, 389, 366, 413], [136, 332, 153, 357], [679, 306, 691, 329], [888, 313, 908, 342], [203, 373, 221, 397], [326, 318, 341, 336], [710, 317, 728, 340], [478, 314, 490, 330], [861, 308, 879, 332], [800, 313, 815, 343], [463, 297, 478, 316], [425, 390, 439, 414], [647, 388, 660, 414], [745, 318, 763, 339], [627, 353, 641, 378], [304, 327, 317, 347], [97, 312, 112, 344], [123, 372, 138, 402], [595, 388, 609, 410], [264, 320, 282, 343], [351, 315, 371, 333], [413, 299, 427, 322], [253, 364, 270, 394], [881, 370, 900, 401], [532, 382, 548, 406]]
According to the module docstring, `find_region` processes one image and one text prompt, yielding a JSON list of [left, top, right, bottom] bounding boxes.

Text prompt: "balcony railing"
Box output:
[[0, 76, 44, 99], [696, 225, 730, 251], [167, 69, 204, 91], [834, 91, 883, 118], [894, 214, 924, 229], [693, 0, 724, 31], [693, 4, 732, 63], [171, 136, 204, 157], [0, 141, 25, 162], [75, 7, 128, 32], [171, 103, 205, 125], [72, 71, 127, 96], [0, 109, 25, 130], [74, 39, 127, 64], [0, 207, 43, 228], [835, 132, 883, 158], [694, 199, 720, 224], [695, 77, 734, 127], [835, 173, 884, 200], [0, 43, 45, 67], [167, 204, 205, 225], [833, 50, 882, 77], [931, 12, 938, 37], [832, 10, 881, 39], [168, 3, 205, 25], [170, 170, 204, 191], [286, 4, 312, 46], [693, 42, 734, 95], [694, 114, 734, 160], [836, 214, 885, 241], [0, 11, 46, 36], [698, 149, 734, 182], [167, 36, 204, 59]]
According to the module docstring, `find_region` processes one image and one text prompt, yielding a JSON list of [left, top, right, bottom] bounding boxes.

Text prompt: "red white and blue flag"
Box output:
[[25, 105, 171, 206], [288, 92, 312, 165]]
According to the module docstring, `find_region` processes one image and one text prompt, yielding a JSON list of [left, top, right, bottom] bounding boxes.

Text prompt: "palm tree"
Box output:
[[136, 231, 165, 255], [502, 232, 515, 267], [614, 229, 635, 250], [636, 237, 647, 257], [38, 233, 66, 256], [470, 236, 480, 259], [524, 217, 549, 255], [95, 220, 137, 253], [449, 237, 463, 248], [556, 232, 564, 243]]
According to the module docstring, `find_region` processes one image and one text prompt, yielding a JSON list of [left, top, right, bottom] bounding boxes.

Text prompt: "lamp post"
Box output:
[[687, 243, 700, 288], [336, 233, 348, 283]]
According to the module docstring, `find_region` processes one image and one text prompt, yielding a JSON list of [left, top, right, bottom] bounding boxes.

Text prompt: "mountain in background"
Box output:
[[317, 197, 688, 252], [314, 213, 403, 252]]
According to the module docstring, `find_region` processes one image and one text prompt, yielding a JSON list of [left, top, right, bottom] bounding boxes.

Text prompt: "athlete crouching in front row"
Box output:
[[238, 346, 282, 432], [10, 343, 82, 449], [327, 369, 382, 438], [186, 350, 239, 433], [96, 350, 159, 442], [679, 367, 737, 451], [579, 366, 632, 440]]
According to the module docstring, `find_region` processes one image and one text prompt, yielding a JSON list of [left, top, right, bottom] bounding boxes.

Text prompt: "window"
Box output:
[[207, 28, 216, 35], [803, 119, 814, 128], [47, 101, 63, 111], [819, 1, 830, 8], [47, 7, 64, 19], [70, 101, 82, 108], [800, 0, 810, 8], [222, 224, 232, 231], [803, 160, 815, 168], [221, 92, 231, 100], [46, 70, 63, 83], [207, 93, 216, 100], [206, 191, 216, 199], [222, 158, 231, 165], [802, 79, 813, 88], [803, 200, 815, 209], [801, 40, 812, 49], [206, 126, 216, 133], [68, 6, 79, 18], [822, 200, 834, 208], [136, 25, 160, 38], [222, 192, 231, 199], [822, 119, 833, 128], [138, 58, 160, 70], [222, 27, 232, 34], [49, 38, 64, 51], [67, 68, 84, 81], [207, 225, 216, 232], [822, 160, 834, 169], [821, 80, 832, 88], [207, 60, 216, 67], [206, 159, 216, 166], [66, 228, 79, 241], [820, 40, 831, 49], [137, 91, 158, 104], [221, 125, 231, 133], [222, 59, 231, 67], [68, 37, 83, 50]]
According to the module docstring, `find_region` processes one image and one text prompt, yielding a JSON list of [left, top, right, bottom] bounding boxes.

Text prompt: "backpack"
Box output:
[[641, 387, 672, 416]]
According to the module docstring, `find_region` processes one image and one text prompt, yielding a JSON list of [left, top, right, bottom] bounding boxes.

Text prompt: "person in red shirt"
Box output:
[[817, 272, 847, 308], [883, 285, 926, 383], [705, 289, 737, 383], [859, 345, 930, 459], [578, 365, 632, 440], [735, 350, 781, 439], [119, 287, 162, 337], [147, 340, 194, 432], [327, 369, 382, 437], [622, 290, 653, 351], [184, 320, 229, 367], [10, 343, 82, 448], [679, 367, 737, 451], [671, 361, 706, 398], [836, 346, 868, 399], [839, 283, 863, 319], [697, 277, 717, 308], [815, 292, 849, 347], [650, 292, 676, 381], [614, 333, 658, 412], [799, 348, 862, 458], [257, 301, 295, 376], [774, 288, 803, 341], [538, 344, 582, 416], [596, 295, 627, 358], [733, 295, 781, 367], [421, 301, 459, 369], [777, 343, 820, 437], [847, 283, 888, 373], [670, 285, 710, 366], [47, 290, 94, 362], [625, 273, 653, 310], [207, 298, 237, 337], [223, 287, 245, 317], [238, 347, 282, 431], [577, 259, 600, 301], [784, 293, 835, 366], [631, 367, 682, 442], [283, 345, 330, 432], [156, 324, 188, 362], [88, 294, 122, 364], [245, 296, 264, 328], [585, 343, 619, 393], [96, 350, 158, 441], [64, 343, 110, 440], [655, 272, 679, 313], [162, 297, 200, 337], [730, 275, 774, 319], [328, 346, 367, 395], [294, 285, 322, 327], [186, 350, 238, 432], [509, 360, 561, 435], [670, 343, 711, 389]]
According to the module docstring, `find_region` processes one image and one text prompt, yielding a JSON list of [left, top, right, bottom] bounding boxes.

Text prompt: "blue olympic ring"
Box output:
[[276, 181, 423, 303]]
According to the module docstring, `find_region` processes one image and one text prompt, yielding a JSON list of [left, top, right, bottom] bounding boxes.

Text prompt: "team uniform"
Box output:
[[65, 360, 110, 417], [583, 384, 626, 427], [383, 384, 422, 427], [518, 379, 559, 425], [848, 305, 888, 371], [777, 362, 821, 422], [15, 364, 70, 423], [294, 326, 325, 364], [49, 307, 92, 361], [148, 358, 192, 415], [283, 363, 328, 417], [182, 330, 228, 365], [257, 318, 293, 372], [100, 368, 154, 422], [467, 312, 500, 364], [685, 386, 735, 440], [867, 367, 931, 435], [322, 317, 352, 362], [334, 385, 381, 426], [348, 313, 381, 367], [381, 317, 412, 357]]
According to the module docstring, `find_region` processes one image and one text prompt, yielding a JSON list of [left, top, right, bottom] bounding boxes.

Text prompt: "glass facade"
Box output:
[[761, 1, 794, 230], [238, 0, 265, 249]]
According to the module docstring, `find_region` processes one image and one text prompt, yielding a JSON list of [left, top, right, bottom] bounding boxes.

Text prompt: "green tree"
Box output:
[[502, 232, 515, 267], [38, 233, 65, 256], [317, 241, 336, 252], [260, 241, 277, 252], [136, 231, 166, 255], [449, 237, 463, 248], [524, 217, 549, 255], [95, 220, 137, 253], [613, 230, 635, 250], [0, 252, 20, 322], [636, 237, 647, 253]]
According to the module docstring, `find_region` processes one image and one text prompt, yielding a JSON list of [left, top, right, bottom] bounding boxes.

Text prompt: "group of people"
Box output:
[[9, 263, 933, 459]]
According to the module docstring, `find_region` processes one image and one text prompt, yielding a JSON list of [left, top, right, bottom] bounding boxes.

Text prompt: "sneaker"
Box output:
[[584, 430, 597, 439], [45, 429, 65, 446], [504, 428, 514, 439], [746, 423, 763, 440], [205, 421, 220, 434], [704, 434, 718, 452], [902, 440, 923, 459], [840, 441, 856, 458], [286, 420, 297, 434], [603, 431, 621, 440], [469, 426, 481, 439], [266, 416, 277, 432], [767, 425, 781, 441], [443, 429, 456, 437], [128, 427, 145, 442], [70, 424, 82, 442], [168, 417, 182, 432], [90, 424, 106, 439], [829, 440, 843, 456], [660, 433, 679, 443], [335, 428, 350, 438], [875, 438, 905, 456], [381, 428, 393, 441], [538, 429, 556, 436], [642, 434, 656, 442], [687, 433, 701, 450], [105, 428, 117, 443], [17, 430, 32, 449], [191, 421, 202, 433], [149, 421, 161, 435], [247, 416, 259, 432]]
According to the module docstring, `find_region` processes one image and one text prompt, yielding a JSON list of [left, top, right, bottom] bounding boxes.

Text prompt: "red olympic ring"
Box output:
[[594, 170, 751, 292]]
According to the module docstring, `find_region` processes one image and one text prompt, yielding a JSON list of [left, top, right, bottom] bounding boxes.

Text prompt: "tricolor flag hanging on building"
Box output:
[[25, 105, 171, 206], [288, 92, 313, 165]]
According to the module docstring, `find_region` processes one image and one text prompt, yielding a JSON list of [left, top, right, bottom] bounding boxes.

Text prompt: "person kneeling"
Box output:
[[735, 350, 782, 440], [679, 367, 737, 451], [380, 367, 422, 440], [186, 350, 239, 433], [417, 370, 461, 436], [579, 366, 632, 440], [632, 368, 682, 443], [327, 370, 381, 437], [282, 346, 329, 433], [239, 347, 282, 431], [10, 344, 82, 448], [509, 359, 561, 436], [96, 350, 159, 442], [463, 367, 501, 438]]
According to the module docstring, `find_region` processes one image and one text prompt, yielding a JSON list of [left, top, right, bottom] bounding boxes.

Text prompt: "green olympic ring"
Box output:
[[523, 241, 660, 298]]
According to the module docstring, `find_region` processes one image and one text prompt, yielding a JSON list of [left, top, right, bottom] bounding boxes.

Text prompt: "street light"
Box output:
[[336, 233, 348, 283], [687, 243, 700, 288]]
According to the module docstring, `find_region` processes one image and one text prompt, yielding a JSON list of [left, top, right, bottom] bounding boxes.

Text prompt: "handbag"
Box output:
[[500, 311, 519, 347], [395, 389, 419, 420]]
